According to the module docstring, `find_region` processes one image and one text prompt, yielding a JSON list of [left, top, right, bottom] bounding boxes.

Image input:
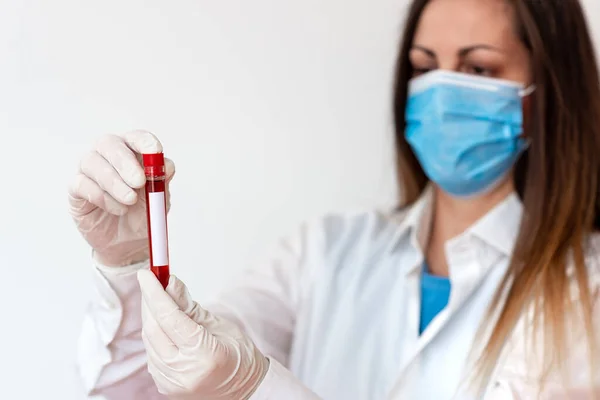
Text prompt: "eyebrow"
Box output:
[[411, 44, 505, 59]]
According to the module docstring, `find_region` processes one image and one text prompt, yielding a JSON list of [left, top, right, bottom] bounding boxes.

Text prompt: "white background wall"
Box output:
[[0, 1, 598, 398]]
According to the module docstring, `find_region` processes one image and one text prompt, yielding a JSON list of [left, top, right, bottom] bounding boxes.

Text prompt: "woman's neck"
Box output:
[[426, 179, 515, 276]]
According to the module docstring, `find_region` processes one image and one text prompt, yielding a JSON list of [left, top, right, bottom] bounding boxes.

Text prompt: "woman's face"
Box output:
[[410, 0, 531, 84]]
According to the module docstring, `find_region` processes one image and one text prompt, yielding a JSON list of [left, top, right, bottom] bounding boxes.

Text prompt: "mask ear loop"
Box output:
[[519, 84, 536, 97], [520, 136, 532, 150]]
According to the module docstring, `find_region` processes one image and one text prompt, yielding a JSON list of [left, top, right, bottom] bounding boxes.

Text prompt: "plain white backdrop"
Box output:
[[0, 0, 598, 398]]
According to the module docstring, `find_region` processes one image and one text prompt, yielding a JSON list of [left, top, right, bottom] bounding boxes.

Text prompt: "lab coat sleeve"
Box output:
[[77, 258, 166, 399], [249, 357, 322, 400], [203, 223, 316, 367], [78, 221, 322, 399]]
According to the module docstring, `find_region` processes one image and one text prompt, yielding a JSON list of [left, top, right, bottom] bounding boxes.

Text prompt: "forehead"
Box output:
[[413, 0, 516, 48]]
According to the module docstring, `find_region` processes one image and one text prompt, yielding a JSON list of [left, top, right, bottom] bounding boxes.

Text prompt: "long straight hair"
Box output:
[[393, 0, 600, 392]]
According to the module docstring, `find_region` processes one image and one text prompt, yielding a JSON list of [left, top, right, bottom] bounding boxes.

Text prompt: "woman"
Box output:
[[70, 0, 600, 398]]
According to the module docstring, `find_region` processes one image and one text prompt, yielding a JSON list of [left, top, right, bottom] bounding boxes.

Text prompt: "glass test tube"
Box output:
[[143, 153, 170, 289]]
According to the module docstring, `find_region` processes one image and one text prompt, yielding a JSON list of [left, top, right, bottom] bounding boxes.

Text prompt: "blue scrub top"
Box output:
[[419, 264, 451, 334]]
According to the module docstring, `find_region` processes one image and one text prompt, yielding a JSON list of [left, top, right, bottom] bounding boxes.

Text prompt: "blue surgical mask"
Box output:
[[405, 70, 534, 197]]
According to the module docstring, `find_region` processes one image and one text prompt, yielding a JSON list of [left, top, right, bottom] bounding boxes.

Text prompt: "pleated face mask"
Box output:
[[405, 69, 534, 197]]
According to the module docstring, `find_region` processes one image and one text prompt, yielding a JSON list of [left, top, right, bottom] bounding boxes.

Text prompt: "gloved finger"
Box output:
[[165, 186, 172, 213], [141, 292, 179, 362], [138, 270, 211, 348], [142, 300, 196, 399], [142, 298, 204, 397], [122, 130, 163, 154], [144, 338, 193, 398], [80, 150, 138, 205], [165, 158, 176, 183], [147, 359, 189, 397], [68, 173, 128, 216], [164, 158, 175, 212], [95, 134, 146, 189], [166, 275, 214, 327], [164, 274, 193, 312]]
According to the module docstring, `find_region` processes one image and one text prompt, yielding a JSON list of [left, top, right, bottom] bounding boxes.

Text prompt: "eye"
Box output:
[[412, 67, 434, 77], [463, 64, 492, 76]]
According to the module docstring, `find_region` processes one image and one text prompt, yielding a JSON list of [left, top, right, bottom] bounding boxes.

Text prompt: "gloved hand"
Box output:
[[68, 131, 175, 267], [137, 270, 269, 399]]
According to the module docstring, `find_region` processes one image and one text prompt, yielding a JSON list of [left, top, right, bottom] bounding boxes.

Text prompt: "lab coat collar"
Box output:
[[468, 192, 523, 256], [388, 186, 433, 276], [391, 185, 523, 274], [393, 185, 434, 252]]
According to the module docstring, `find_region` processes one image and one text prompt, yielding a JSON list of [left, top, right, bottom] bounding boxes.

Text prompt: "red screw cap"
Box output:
[[142, 153, 165, 168]]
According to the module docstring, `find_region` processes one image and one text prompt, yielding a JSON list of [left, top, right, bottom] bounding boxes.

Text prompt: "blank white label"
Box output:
[[148, 192, 169, 266]]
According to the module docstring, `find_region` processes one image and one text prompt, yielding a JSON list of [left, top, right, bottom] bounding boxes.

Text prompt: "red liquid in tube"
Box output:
[[143, 153, 170, 289]]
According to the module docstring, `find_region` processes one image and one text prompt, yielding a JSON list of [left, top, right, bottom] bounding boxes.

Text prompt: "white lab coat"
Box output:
[[77, 188, 600, 399]]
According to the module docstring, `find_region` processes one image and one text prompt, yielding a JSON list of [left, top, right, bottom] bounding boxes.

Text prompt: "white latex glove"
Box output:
[[68, 130, 175, 266], [137, 270, 269, 400]]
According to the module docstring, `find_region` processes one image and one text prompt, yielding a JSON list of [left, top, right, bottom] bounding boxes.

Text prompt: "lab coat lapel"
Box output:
[[393, 274, 456, 385], [386, 191, 523, 399], [389, 188, 437, 386]]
